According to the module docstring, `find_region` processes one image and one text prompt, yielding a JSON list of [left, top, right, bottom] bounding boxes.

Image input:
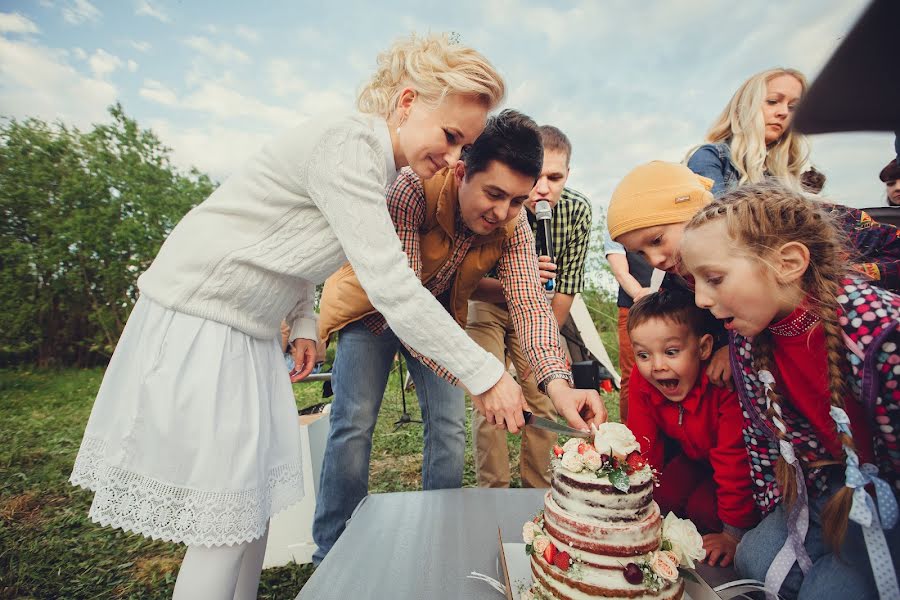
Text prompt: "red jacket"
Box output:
[[627, 369, 759, 529]]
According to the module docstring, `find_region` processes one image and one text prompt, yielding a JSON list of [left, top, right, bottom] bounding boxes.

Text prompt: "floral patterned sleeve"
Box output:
[[832, 205, 900, 292]]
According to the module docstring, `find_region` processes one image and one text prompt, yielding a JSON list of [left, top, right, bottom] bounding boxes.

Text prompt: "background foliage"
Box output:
[[0, 105, 215, 366]]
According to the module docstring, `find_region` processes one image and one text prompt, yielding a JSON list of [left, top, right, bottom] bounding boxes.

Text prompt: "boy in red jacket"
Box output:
[[626, 289, 758, 567]]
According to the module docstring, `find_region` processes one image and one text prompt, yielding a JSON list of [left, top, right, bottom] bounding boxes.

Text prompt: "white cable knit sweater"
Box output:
[[138, 113, 504, 394]]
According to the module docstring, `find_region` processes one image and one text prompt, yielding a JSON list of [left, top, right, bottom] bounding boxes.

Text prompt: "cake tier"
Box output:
[[550, 465, 654, 522], [530, 553, 683, 600], [543, 491, 662, 565]]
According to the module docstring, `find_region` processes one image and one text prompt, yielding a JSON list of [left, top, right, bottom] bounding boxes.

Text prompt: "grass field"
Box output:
[[0, 363, 620, 599]]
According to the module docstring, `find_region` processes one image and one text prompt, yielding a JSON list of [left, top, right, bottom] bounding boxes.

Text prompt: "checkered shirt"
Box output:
[[487, 187, 592, 295], [362, 168, 570, 388]]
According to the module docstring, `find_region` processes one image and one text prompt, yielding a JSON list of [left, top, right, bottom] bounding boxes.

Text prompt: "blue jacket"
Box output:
[[687, 142, 739, 196]]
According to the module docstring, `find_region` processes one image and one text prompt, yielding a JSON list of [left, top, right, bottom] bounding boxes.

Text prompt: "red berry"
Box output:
[[543, 543, 557, 564], [554, 551, 571, 571], [623, 562, 643, 585], [552, 445, 564, 457], [624, 452, 645, 475]]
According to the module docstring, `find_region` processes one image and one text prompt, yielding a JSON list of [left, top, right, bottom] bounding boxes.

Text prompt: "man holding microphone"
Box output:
[[467, 125, 593, 488]]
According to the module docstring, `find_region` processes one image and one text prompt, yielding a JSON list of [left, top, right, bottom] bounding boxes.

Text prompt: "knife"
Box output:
[[522, 410, 592, 439]]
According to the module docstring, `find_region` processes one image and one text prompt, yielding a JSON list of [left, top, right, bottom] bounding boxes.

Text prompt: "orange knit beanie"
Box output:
[[607, 161, 714, 240]]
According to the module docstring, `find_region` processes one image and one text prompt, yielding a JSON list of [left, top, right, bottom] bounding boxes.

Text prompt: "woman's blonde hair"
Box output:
[[357, 33, 505, 118], [694, 68, 809, 188], [684, 183, 856, 550]]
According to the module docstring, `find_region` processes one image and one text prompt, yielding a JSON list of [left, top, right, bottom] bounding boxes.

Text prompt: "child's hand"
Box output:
[[706, 346, 733, 390], [702, 531, 739, 567]]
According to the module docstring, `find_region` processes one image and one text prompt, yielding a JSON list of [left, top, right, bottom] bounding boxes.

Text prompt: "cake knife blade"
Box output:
[[522, 410, 592, 439]]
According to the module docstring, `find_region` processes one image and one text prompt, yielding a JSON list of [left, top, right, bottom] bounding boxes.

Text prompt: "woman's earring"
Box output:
[[396, 111, 408, 135]]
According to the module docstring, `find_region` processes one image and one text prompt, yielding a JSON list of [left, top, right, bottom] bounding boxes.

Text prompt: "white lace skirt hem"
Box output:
[[71, 436, 303, 547]]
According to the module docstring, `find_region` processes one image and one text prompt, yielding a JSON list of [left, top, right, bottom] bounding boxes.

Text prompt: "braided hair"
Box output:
[[683, 182, 857, 549]]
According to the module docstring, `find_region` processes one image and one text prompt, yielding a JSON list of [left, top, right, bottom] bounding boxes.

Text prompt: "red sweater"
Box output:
[[770, 312, 875, 465], [627, 369, 759, 529]]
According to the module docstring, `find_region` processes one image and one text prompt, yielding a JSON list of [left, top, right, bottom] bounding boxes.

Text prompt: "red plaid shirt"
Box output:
[[364, 168, 570, 388]]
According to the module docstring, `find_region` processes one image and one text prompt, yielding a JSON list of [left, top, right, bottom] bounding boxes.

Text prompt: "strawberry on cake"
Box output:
[[520, 423, 705, 600]]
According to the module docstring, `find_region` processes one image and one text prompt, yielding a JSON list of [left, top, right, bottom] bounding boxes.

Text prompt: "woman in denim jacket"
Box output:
[[687, 68, 809, 195]]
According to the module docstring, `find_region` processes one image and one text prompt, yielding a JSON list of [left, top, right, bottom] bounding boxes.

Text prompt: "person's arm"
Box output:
[[550, 199, 591, 325], [604, 228, 649, 301], [687, 145, 728, 196], [304, 125, 505, 395], [705, 386, 759, 566], [874, 325, 900, 487], [833, 205, 900, 292], [625, 369, 664, 470], [499, 214, 607, 429], [550, 293, 574, 327], [470, 277, 506, 304], [607, 253, 649, 301]]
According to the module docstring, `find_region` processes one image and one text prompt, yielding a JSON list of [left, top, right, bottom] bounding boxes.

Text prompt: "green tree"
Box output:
[[0, 104, 216, 366]]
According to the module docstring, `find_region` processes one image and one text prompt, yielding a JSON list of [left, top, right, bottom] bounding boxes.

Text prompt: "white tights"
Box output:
[[172, 523, 269, 600]]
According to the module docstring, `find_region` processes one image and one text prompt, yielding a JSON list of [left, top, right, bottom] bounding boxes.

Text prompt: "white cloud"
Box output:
[[129, 40, 151, 53], [0, 36, 116, 128], [72, 46, 87, 60], [149, 118, 271, 179], [266, 58, 307, 97], [135, 0, 169, 23], [182, 81, 299, 124], [88, 48, 121, 78], [139, 79, 178, 106], [184, 36, 250, 65], [127, 59, 138, 72], [235, 25, 259, 43], [61, 0, 100, 25], [0, 12, 40, 34]]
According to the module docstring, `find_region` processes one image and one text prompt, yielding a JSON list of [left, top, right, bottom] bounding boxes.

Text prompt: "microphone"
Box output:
[[535, 200, 555, 291]]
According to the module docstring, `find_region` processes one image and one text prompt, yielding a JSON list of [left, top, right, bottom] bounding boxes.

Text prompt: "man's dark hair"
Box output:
[[538, 125, 572, 166], [462, 109, 543, 181], [626, 289, 716, 337]]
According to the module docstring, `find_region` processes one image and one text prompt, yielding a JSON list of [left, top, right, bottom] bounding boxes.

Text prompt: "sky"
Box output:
[[0, 0, 895, 217]]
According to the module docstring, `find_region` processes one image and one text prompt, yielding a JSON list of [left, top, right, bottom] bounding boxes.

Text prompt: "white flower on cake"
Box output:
[[593, 422, 639, 459], [532, 535, 551, 555], [582, 448, 603, 471], [522, 521, 536, 544], [650, 550, 679, 582], [662, 512, 705, 569], [562, 437, 582, 454], [560, 450, 585, 472]]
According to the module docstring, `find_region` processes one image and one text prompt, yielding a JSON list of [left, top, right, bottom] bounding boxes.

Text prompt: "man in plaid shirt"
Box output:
[[312, 111, 605, 563], [467, 125, 593, 488]]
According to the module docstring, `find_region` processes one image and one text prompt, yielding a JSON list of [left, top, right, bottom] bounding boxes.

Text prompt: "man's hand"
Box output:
[[702, 531, 739, 567], [546, 379, 607, 431], [632, 287, 653, 302], [290, 338, 317, 382], [706, 346, 733, 390], [471, 372, 528, 434], [537, 255, 557, 286]]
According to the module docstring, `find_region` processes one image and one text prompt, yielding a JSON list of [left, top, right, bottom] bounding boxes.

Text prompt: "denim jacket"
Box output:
[[687, 142, 739, 196]]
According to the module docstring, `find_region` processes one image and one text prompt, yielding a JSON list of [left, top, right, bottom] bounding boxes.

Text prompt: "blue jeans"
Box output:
[[735, 483, 900, 600], [311, 321, 465, 564]]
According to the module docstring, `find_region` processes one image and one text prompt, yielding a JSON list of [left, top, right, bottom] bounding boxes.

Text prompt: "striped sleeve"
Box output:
[[554, 190, 592, 295], [500, 212, 571, 387]]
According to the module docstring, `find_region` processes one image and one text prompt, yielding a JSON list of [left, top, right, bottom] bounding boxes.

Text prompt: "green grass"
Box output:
[[0, 294, 621, 598]]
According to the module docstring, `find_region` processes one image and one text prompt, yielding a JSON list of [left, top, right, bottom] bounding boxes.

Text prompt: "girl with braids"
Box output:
[[686, 68, 809, 195], [68, 33, 548, 600], [679, 183, 900, 600]]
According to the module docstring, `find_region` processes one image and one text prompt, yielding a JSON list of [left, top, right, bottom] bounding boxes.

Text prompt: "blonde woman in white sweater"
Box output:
[[68, 34, 580, 599]]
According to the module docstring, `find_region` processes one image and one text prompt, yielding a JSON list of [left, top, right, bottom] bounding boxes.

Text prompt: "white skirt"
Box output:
[[70, 296, 304, 547]]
